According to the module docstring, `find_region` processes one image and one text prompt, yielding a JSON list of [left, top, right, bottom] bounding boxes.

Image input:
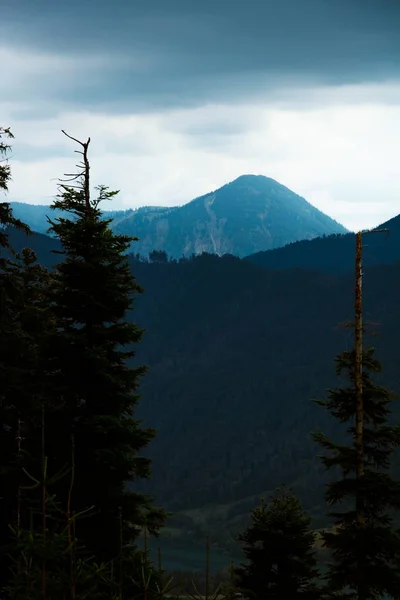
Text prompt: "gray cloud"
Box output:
[[2, 0, 399, 116], [1, 0, 399, 235]]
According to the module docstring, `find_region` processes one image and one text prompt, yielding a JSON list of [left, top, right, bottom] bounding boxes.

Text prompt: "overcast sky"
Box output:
[[2, 0, 400, 231]]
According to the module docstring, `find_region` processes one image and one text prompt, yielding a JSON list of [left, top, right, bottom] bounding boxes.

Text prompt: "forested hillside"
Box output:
[[8, 226, 400, 545], [247, 212, 400, 273]]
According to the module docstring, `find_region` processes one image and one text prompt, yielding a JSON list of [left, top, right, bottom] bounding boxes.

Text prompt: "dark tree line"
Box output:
[[0, 128, 166, 599]]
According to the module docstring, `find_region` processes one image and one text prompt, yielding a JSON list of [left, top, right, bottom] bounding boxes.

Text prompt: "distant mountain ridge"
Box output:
[[246, 213, 400, 273], [9, 175, 348, 258]]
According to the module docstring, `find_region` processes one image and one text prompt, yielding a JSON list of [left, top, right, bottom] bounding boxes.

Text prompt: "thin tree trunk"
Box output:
[[16, 416, 22, 532], [355, 231, 365, 600], [41, 405, 47, 600], [68, 433, 76, 600], [354, 227, 388, 600], [119, 506, 123, 600], [355, 231, 364, 510], [205, 535, 210, 600]]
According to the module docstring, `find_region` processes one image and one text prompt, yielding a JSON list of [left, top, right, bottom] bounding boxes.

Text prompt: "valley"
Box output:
[[7, 216, 400, 560]]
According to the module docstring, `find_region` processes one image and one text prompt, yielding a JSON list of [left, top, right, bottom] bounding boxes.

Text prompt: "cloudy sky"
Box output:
[[2, 0, 400, 231]]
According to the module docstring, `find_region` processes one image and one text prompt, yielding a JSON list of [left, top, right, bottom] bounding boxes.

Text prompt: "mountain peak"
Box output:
[[10, 176, 347, 259], [224, 174, 310, 201], [227, 174, 278, 187]]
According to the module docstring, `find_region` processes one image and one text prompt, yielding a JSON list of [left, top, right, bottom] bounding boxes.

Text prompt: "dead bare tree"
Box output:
[[59, 130, 91, 211], [354, 228, 389, 533]]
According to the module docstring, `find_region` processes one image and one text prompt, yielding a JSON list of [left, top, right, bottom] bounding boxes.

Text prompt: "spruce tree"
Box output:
[[44, 131, 165, 589], [235, 487, 320, 600], [312, 347, 400, 600]]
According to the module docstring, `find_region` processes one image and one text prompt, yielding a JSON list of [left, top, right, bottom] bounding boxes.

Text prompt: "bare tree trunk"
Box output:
[[205, 535, 210, 600], [60, 130, 91, 212], [353, 227, 388, 600], [355, 231, 364, 520], [41, 405, 47, 600], [355, 231, 366, 600]]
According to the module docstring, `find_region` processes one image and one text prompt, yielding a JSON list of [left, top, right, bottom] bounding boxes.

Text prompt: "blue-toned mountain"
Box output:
[[9, 175, 347, 258]]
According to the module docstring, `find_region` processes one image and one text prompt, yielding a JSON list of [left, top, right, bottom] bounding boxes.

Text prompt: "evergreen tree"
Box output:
[[44, 131, 166, 590], [0, 128, 37, 586], [235, 487, 320, 600], [312, 347, 400, 600], [0, 248, 56, 588]]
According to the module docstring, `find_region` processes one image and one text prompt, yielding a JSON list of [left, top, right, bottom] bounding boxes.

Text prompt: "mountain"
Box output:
[[9, 175, 348, 258], [5, 225, 400, 554], [246, 213, 400, 273]]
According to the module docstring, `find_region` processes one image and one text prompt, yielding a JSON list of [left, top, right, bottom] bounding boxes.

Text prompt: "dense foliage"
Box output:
[[0, 130, 164, 598], [7, 226, 400, 552], [235, 488, 320, 599], [45, 179, 165, 567]]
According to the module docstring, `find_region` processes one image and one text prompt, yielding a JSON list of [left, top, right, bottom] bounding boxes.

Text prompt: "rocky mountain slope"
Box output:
[[9, 175, 348, 258]]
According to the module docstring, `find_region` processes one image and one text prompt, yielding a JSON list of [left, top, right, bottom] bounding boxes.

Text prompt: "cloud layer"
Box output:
[[2, 0, 400, 231], [3, 0, 400, 114]]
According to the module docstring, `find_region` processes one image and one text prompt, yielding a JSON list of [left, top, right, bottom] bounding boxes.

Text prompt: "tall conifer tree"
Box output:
[[44, 131, 165, 587], [312, 347, 400, 600]]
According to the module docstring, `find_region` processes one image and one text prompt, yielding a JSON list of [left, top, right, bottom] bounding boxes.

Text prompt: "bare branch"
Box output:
[[61, 129, 90, 149], [59, 130, 91, 210]]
